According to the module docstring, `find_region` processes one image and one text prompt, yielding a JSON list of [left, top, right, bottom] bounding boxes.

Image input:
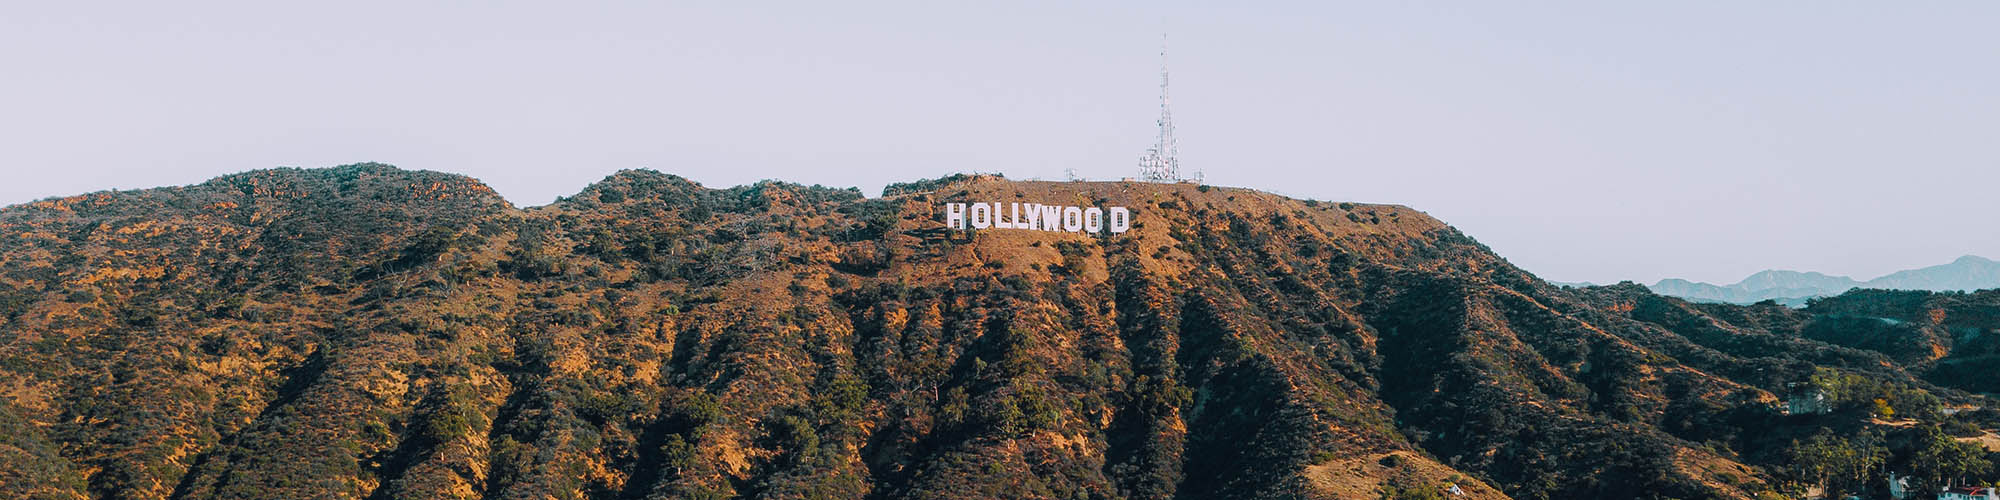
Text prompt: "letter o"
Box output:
[[1062, 206, 1083, 232], [1084, 207, 1103, 233], [970, 202, 992, 229]]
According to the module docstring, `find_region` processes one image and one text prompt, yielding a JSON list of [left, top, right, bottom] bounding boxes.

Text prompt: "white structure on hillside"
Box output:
[[1784, 385, 1830, 415], [1887, 471, 1913, 499], [1942, 486, 1999, 500], [1138, 35, 1200, 184]]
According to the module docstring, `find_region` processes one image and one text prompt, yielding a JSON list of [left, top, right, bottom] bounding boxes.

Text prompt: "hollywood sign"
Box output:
[[943, 202, 1131, 234]]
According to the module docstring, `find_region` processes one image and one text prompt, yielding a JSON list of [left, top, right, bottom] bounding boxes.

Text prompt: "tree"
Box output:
[[1911, 425, 1992, 490], [1379, 485, 1444, 500], [1782, 429, 1885, 496]]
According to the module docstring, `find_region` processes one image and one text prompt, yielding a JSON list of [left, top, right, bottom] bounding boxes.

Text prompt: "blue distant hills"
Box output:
[[1616, 255, 2000, 306]]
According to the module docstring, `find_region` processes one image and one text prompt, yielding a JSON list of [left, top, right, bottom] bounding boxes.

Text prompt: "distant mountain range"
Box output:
[[1636, 255, 2000, 305]]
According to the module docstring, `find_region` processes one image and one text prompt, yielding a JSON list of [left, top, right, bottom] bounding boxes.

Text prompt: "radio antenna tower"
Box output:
[[1138, 34, 1184, 183]]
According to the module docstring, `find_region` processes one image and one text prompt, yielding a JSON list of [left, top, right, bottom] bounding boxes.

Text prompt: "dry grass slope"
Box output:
[[0, 166, 1994, 500]]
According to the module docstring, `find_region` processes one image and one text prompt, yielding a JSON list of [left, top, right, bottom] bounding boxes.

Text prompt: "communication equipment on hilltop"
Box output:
[[1138, 34, 1201, 184]]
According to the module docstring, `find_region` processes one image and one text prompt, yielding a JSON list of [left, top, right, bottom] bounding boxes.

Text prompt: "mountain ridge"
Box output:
[[1646, 256, 2000, 305], [2, 164, 1995, 500]]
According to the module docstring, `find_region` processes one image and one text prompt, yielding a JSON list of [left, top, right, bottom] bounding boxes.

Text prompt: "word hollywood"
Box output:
[[943, 202, 1131, 235]]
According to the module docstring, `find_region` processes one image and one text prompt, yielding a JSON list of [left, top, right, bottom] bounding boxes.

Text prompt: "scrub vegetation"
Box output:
[[1, 164, 1996, 499]]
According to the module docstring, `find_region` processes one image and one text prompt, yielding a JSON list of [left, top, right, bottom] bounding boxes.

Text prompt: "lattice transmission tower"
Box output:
[[1138, 34, 1196, 183]]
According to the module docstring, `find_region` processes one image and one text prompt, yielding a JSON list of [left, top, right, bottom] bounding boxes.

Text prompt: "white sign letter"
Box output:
[[970, 202, 991, 229], [1084, 207, 1103, 233], [1109, 207, 1130, 234], [1062, 206, 1083, 232], [1040, 204, 1062, 232], [945, 203, 966, 230]]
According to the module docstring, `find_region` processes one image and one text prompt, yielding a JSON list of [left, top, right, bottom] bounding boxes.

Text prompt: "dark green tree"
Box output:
[[1911, 425, 1992, 490], [1781, 429, 1885, 497]]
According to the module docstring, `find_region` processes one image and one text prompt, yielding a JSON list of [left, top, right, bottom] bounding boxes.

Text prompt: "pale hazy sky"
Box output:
[[4, 2, 1997, 285]]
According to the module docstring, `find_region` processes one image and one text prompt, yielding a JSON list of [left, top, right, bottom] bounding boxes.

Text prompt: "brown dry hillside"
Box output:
[[1, 164, 1995, 500]]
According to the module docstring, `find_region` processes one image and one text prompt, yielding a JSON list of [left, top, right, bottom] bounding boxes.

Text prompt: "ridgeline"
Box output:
[[2, 164, 1996, 500]]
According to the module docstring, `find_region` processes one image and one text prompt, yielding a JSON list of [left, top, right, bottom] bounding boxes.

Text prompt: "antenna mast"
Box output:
[[1138, 34, 1191, 183]]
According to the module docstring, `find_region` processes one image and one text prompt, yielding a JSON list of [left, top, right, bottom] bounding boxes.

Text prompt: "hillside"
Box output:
[[1, 164, 1996, 500]]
